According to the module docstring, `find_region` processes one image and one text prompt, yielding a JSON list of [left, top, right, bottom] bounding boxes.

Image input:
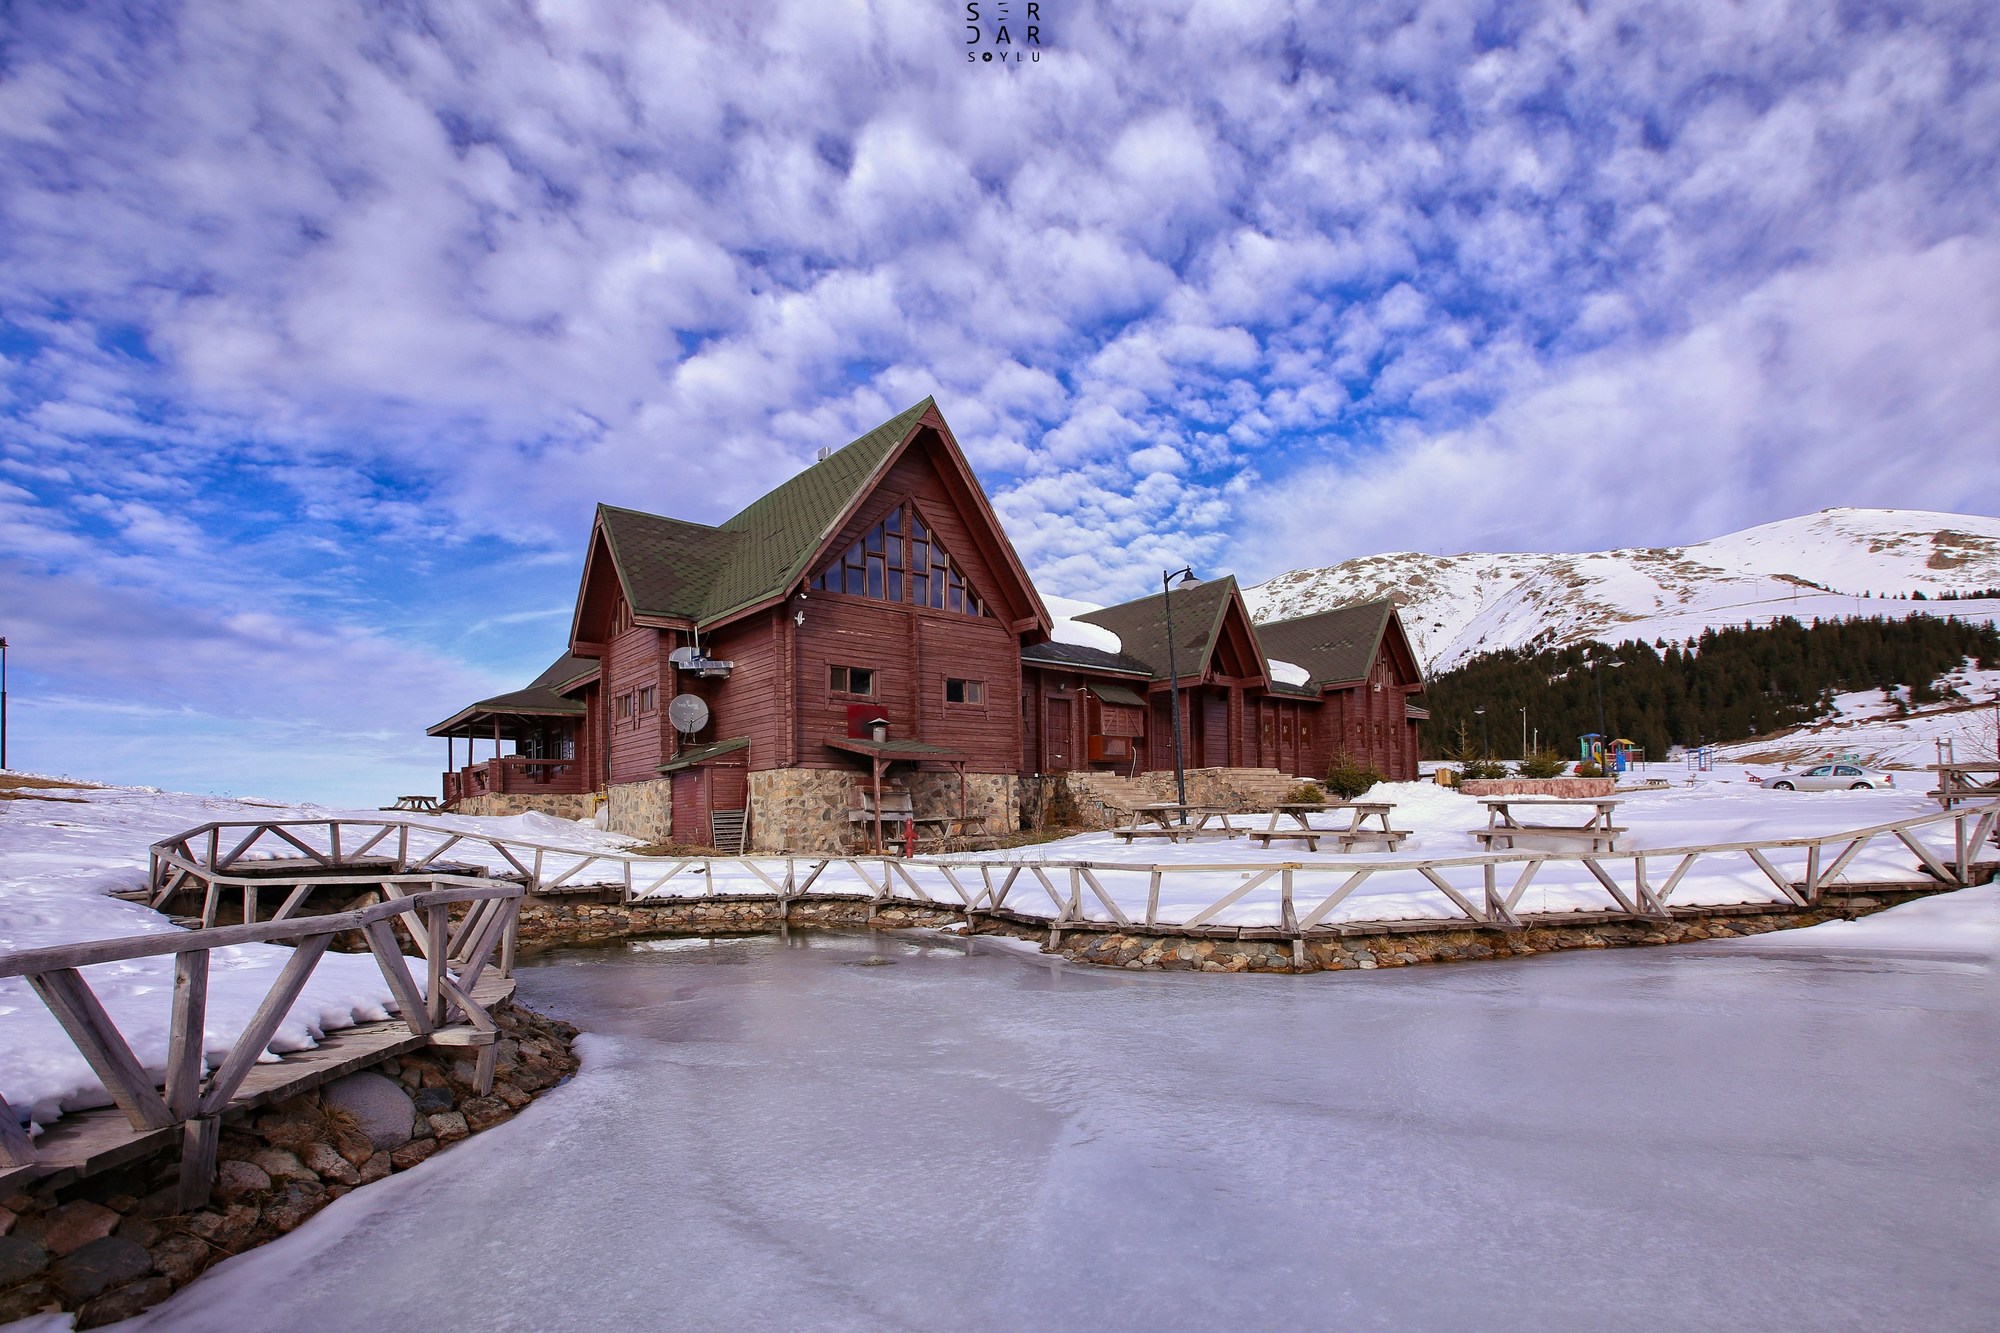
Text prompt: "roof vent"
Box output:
[[815, 445, 834, 463]]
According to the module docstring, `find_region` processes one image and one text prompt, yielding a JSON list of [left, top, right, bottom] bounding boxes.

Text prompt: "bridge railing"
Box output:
[[0, 875, 522, 1204], [139, 800, 2000, 941]]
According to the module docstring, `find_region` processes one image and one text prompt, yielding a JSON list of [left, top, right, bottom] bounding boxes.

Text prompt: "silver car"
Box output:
[[1762, 762, 1896, 791]]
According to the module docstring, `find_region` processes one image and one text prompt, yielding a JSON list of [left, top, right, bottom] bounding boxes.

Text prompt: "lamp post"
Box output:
[[1474, 705, 1487, 760], [1161, 566, 1198, 809], [1519, 706, 1528, 759], [0, 636, 8, 771]]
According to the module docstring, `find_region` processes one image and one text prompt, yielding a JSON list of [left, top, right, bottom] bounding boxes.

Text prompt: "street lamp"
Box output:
[[1161, 566, 1198, 809], [0, 636, 8, 771], [1474, 705, 1487, 759], [1519, 705, 1528, 758]]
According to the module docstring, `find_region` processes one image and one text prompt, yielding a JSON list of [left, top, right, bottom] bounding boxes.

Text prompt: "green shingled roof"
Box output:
[[596, 399, 934, 627], [1253, 600, 1410, 689], [1074, 577, 1240, 682]]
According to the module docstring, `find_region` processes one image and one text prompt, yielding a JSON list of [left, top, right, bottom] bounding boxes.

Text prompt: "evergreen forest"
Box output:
[[1419, 614, 2000, 761]]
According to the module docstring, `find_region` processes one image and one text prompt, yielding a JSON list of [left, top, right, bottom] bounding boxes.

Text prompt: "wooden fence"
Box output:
[[0, 876, 522, 1204]]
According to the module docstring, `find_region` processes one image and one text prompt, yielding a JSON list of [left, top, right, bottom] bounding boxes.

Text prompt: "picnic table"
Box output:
[[1111, 802, 1241, 843], [381, 795, 444, 813], [1474, 796, 1624, 853], [1248, 801, 1410, 852]]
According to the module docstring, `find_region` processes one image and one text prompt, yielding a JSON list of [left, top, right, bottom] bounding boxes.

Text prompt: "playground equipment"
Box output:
[[1580, 734, 1645, 773]]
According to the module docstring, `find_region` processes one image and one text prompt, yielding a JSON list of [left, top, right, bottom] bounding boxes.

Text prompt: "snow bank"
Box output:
[[0, 777, 638, 1133], [1266, 658, 1310, 687]]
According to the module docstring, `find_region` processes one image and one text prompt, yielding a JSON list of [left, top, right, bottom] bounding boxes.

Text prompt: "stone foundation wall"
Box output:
[[451, 791, 599, 822], [1457, 777, 1618, 798], [515, 889, 958, 943], [1026, 768, 1307, 830], [745, 769, 1020, 854], [605, 777, 674, 843]]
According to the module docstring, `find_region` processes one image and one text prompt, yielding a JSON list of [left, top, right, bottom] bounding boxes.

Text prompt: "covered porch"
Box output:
[[824, 736, 978, 853], [427, 656, 592, 806]]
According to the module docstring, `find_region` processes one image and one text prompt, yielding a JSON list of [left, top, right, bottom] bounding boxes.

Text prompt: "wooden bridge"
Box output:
[[0, 872, 522, 1205]]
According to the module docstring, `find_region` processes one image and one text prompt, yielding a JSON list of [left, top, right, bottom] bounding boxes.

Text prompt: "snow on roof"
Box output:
[[1266, 657, 1310, 686], [1045, 594, 1122, 654]]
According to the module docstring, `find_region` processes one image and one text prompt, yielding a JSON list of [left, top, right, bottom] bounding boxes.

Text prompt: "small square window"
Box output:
[[945, 678, 984, 705], [831, 665, 875, 696]]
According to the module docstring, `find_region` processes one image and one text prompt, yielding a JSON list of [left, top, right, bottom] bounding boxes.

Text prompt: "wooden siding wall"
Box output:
[[1309, 645, 1421, 782], [605, 623, 666, 785]]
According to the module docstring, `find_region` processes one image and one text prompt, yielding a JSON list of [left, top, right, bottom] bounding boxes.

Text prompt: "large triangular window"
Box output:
[[809, 502, 989, 616]]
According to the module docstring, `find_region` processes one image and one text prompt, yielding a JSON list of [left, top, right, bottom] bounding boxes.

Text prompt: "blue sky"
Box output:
[[3, 0, 1999, 804]]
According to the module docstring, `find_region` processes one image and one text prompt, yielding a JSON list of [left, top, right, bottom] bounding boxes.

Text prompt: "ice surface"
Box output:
[[125, 912, 2000, 1331]]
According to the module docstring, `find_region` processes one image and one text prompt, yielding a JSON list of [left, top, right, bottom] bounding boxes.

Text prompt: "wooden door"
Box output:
[[671, 770, 705, 844], [1202, 694, 1229, 768], [1046, 696, 1073, 771]]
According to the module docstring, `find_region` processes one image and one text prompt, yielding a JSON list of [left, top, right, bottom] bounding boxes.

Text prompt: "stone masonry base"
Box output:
[[451, 792, 599, 821], [514, 884, 1948, 973]]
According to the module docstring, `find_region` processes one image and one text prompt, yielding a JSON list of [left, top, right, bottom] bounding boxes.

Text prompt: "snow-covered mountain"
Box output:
[[1243, 508, 2000, 674]]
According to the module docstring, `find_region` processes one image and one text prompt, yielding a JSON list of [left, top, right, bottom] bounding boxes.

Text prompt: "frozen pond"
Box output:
[[127, 925, 1998, 1330]]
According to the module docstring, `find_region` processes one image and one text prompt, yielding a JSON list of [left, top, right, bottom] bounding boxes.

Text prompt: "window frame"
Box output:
[[943, 676, 985, 707], [830, 664, 877, 698]]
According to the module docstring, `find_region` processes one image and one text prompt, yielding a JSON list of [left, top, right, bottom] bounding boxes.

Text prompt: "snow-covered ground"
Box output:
[[5, 767, 1995, 1139], [1244, 507, 2000, 672], [0, 776, 638, 1133], [1715, 663, 2000, 769]]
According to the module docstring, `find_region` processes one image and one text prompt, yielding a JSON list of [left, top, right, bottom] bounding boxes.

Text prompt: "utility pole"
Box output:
[[1161, 567, 1197, 810]]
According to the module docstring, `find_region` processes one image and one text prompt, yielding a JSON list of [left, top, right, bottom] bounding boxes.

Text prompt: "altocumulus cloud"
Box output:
[[1, 0, 1996, 800]]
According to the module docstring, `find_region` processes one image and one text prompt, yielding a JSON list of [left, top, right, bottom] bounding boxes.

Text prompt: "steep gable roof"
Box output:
[[1254, 599, 1421, 689], [581, 399, 944, 630], [1075, 577, 1245, 682]]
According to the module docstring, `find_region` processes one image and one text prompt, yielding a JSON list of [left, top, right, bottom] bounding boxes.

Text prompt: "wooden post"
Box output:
[[872, 757, 885, 855], [0, 1090, 34, 1168], [164, 950, 209, 1119], [177, 1116, 220, 1210]]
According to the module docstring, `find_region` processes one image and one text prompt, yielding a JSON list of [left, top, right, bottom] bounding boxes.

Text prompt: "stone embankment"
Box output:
[[510, 883, 1949, 976], [0, 1001, 579, 1329]]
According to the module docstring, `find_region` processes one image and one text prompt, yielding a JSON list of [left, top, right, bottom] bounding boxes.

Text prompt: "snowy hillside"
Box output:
[[1244, 508, 2000, 672]]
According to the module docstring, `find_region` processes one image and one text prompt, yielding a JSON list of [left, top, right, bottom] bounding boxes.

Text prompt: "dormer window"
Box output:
[[810, 502, 989, 617]]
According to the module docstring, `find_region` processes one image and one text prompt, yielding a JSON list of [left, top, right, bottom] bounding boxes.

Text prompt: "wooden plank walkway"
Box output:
[[5, 976, 514, 1194]]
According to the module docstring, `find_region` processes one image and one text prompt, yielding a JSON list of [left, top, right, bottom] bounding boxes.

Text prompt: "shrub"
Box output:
[[1515, 751, 1568, 779], [1460, 759, 1508, 780], [1575, 761, 1605, 778], [1324, 752, 1386, 799], [1284, 781, 1327, 804]]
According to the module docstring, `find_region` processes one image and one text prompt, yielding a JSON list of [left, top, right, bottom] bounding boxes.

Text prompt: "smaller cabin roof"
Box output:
[[1082, 681, 1148, 708], [1073, 577, 1249, 683], [1019, 640, 1156, 679], [1253, 600, 1420, 690], [657, 737, 750, 774], [427, 655, 591, 736]]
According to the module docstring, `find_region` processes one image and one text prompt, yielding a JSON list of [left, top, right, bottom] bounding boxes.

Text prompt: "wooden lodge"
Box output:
[[427, 398, 1426, 851]]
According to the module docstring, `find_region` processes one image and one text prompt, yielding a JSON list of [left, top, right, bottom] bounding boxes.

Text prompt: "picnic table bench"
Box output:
[[1474, 796, 1625, 853], [1111, 802, 1241, 843], [1248, 801, 1411, 852], [381, 795, 444, 813], [849, 790, 984, 853]]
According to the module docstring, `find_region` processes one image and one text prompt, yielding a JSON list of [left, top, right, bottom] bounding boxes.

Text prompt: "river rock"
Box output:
[[215, 1159, 271, 1199], [389, 1138, 437, 1170], [0, 1235, 49, 1284], [323, 1071, 417, 1150], [51, 1235, 153, 1302], [358, 1152, 392, 1184], [29, 1200, 120, 1257], [305, 1141, 361, 1185], [78, 1275, 173, 1329], [427, 1111, 469, 1143], [412, 1086, 455, 1115], [149, 1234, 211, 1284], [251, 1147, 318, 1185]]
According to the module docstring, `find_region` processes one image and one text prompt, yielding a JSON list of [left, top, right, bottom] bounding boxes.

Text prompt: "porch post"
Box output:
[[872, 756, 885, 855]]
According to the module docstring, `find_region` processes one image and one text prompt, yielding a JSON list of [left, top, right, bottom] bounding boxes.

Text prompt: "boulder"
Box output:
[[305, 1142, 361, 1185], [50, 1236, 153, 1302], [148, 1234, 211, 1284], [77, 1275, 173, 1329], [215, 1159, 271, 1199], [30, 1200, 120, 1257], [323, 1071, 416, 1150], [250, 1147, 318, 1185], [0, 1235, 49, 1285]]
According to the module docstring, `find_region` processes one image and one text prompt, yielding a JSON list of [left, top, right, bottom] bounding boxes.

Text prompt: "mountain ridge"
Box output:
[[1242, 507, 2000, 674]]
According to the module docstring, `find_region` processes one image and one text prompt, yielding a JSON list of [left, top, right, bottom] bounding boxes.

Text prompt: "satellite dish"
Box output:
[[667, 694, 710, 736]]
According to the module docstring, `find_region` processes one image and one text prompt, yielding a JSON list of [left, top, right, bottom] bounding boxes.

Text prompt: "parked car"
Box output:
[[1757, 762, 1896, 791]]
